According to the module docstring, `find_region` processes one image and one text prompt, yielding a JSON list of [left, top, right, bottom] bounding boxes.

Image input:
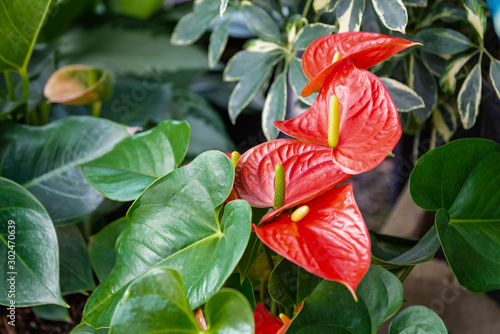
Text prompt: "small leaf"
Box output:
[[109, 268, 254, 333], [220, 0, 229, 16], [432, 102, 457, 142], [409, 55, 437, 122], [224, 51, 274, 82], [389, 306, 447, 333], [262, 72, 287, 141], [209, 13, 232, 68], [88, 217, 127, 282], [336, 0, 365, 33], [490, 58, 500, 100], [458, 63, 482, 129], [240, 2, 281, 41], [380, 77, 425, 112], [372, 0, 408, 33], [440, 53, 474, 93], [289, 57, 317, 105], [0, 177, 67, 307], [70, 324, 108, 334], [82, 120, 190, 201], [171, 10, 219, 45], [416, 28, 475, 56], [57, 225, 95, 294], [228, 60, 274, 123], [464, 0, 486, 39], [293, 23, 335, 50], [32, 304, 71, 322]]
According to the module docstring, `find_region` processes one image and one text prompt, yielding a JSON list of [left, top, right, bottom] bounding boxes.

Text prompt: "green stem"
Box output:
[[399, 265, 415, 283], [40, 100, 52, 125], [263, 245, 275, 271], [19, 68, 30, 124], [92, 102, 102, 117], [4, 72, 16, 101], [301, 0, 313, 18], [260, 280, 265, 303], [270, 298, 277, 315]]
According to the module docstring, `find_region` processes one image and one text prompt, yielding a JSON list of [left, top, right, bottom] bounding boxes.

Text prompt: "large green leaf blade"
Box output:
[[262, 72, 287, 141], [82, 120, 191, 201], [0, 116, 130, 224], [82, 151, 252, 328], [380, 78, 424, 112], [458, 63, 482, 129], [463, 0, 486, 39], [372, 0, 408, 33], [491, 58, 500, 100], [209, 13, 232, 68], [0, 0, 55, 71], [289, 57, 317, 105], [439, 53, 474, 94], [0, 177, 67, 307], [240, 2, 281, 41], [409, 55, 437, 122], [416, 28, 475, 56], [336, 0, 365, 33], [389, 306, 447, 333]]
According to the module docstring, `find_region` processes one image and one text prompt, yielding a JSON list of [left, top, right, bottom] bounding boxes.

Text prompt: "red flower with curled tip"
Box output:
[[301, 32, 419, 96]]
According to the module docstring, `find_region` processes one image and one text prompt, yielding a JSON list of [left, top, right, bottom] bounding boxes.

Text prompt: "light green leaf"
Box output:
[[89, 217, 127, 282], [409, 55, 437, 122], [0, 0, 55, 71], [289, 57, 317, 105], [403, 0, 426, 6], [209, 13, 232, 68], [223, 51, 275, 82], [262, 72, 287, 141], [490, 58, 500, 101], [228, 60, 274, 123], [294, 23, 335, 50], [57, 225, 95, 294], [416, 28, 475, 56], [420, 3, 466, 27], [220, 0, 229, 16], [245, 39, 283, 53], [464, 0, 486, 40], [0, 177, 67, 307], [337, 0, 365, 33], [439, 53, 474, 93], [109, 268, 254, 334], [82, 152, 252, 328], [432, 103, 457, 143], [389, 306, 447, 333], [240, 2, 281, 41], [457, 63, 482, 129], [171, 9, 219, 45], [313, 0, 333, 12], [59, 25, 209, 75], [70, 323, 109, 334], [0, 99, 25, 121], [108, 0, 164, 19], [380, 78, 425, 112], [371, 0, 408, 33], [32, 304, 71, 322], [0, 117, 130, 224], [82, 120, 190, 201]]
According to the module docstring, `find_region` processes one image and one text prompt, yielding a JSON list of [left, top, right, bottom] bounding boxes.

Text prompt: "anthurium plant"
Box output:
[[1, 1, 500, 333]]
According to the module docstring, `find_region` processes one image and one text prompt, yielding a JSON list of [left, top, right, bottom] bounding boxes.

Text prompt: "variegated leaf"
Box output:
[[458, 64, 482, 129]]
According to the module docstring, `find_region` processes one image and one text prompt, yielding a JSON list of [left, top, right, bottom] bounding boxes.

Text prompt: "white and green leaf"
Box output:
[[240, 2, 281, 41], [432, 103, 457, 143], [289, 57, 317, 105], [409, 55, 438, 122], [458, 63, 482, 129], [337, 0, 365, 33], [262, 72, 287, 141], [209, 13, 232, 68], [371, 0, 408, 33], [463, 0, 486, 40], [223, 51, 274, 81], [440, 53, 474, 94], [490, 58, 500, 101], [294, 23, 335, 50], [171, 10, 219, 45], [380, 78, 425, 112], [416, 28, 475, 55]]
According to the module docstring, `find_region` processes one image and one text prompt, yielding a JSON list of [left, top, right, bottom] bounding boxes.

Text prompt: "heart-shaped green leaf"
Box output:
[[89, 217, 127, 282], [0, 116, 130, 224], [410, 138, 500, 292], [82, 120, 190, 201], [0, 177, 66, 307], [109, 267, 254, 334], [389, 306, 447, 333], [32, 304, 71, 322], [82, 151, 252, 328]]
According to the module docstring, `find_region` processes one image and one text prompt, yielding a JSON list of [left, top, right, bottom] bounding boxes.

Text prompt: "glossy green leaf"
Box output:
[[59, 24, 209, 75], [89, 217, 127, 282], [464, 0, 486, 39], [289, 57, 317, 105], [416, 28, 474, 56], [0, 177, 66, 307], [420, 3, 467, 27], [293, 23, 335, 50], [57, 225, 95, 294], [209, 13, 232, 68], [240, 2, 281, 42], [0, 116, 130, 224], [372, 0, 408, 33], [108, 0, 164, 19], [357, 266, 403, 332], [0, 99, 25, 120], [262, 72, 287, 141], [228, 60, 274, 123], [420, 51, 446, 77], [389, 306, 447, 333], [458, 64, 482, 129], [223, 51, 274, 82], [224, 273, 256, 310], [82, 152, 252, 328], [286, 280, 372, 333], [171, 7, 219, 45], [37, 0, 90, 43], [82, 120, 190, 201], [440, 53, 474, 94], [70, 323, 109, 334], [110, 268, 253, 334], [237, 232, 261, 283], [32, 304, 71, 322], [432, 102, 457, 142], [380, 78, 424, 112], [371, 228, 440, 270], [268, 258, 322, 308], [0, 0, 55, 71], [410, 139, 500, 292], [490, 58, 500, 101], [336, 0, 365, 33], [409, 55, 437, 122]]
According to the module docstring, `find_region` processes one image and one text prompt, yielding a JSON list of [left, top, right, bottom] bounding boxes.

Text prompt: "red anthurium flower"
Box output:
[[301, 32, 418, 96], [234, 139, 351, 224], [274, 62, 401, 174], [254, 303, 291, 334], [254, 184, 371, 298]]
